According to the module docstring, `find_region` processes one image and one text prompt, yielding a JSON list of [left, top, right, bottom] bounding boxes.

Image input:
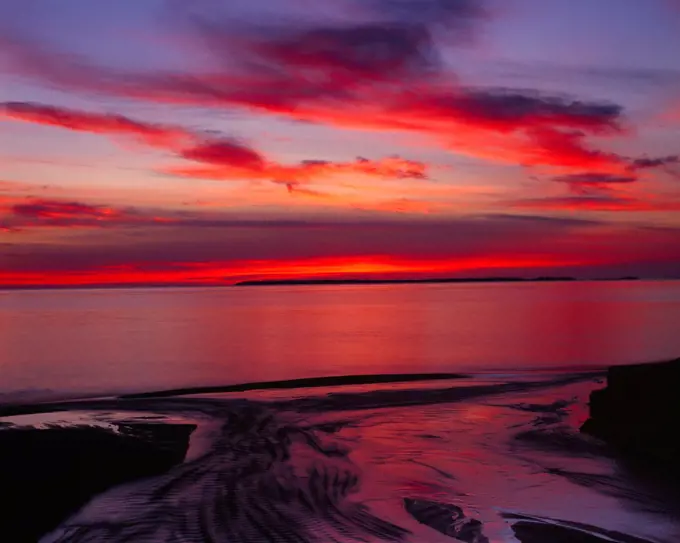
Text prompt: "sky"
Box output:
[[1, 0, 679, 286]]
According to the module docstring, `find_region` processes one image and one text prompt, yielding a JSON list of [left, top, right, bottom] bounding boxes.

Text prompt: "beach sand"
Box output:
[[1, 371, 678, 542]]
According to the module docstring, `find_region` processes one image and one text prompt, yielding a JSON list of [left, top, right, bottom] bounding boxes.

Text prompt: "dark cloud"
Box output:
[[12, 199, 116, 220], [629, 155, 679, 170], [1, 198, 163, 229], [251, 23, 436, 81], [489, 60, 680, 93], [369, 0, 486, 31], [179, 18, 441, 115], [542, 157, 680, 197], [2, 213, 679, 282], [0, 213, 616, 269], [554, 173, 637, 185], [553, 172, 638, 194], [484, 213, 602, 226], [447, 89, 622, 131]]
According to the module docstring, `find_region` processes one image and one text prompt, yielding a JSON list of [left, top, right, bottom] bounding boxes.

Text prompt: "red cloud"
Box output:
[[520, 128, 626, 172], [511, 195, 680, 212], [180, 140, 267, 170], [0, 17, 629, 172], [149, 80, 627, 173], [11, 199, 123, 220], [1, 102, 192, 148], [170, 149, 428, 183], [3, 102, 430, 188], [1, 198, 172, 229]]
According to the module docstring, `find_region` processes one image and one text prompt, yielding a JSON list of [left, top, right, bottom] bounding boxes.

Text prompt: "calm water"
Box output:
[[3, 280, 680, 542], [1, 280, 679, 400]]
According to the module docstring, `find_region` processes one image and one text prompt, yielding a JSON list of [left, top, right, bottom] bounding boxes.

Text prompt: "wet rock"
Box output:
[[0, 423, 195, 542], [581, 358, 680, 476], [404, 498, 489, 542], [514, 428, 610, 457], [503, 512, 654, 543]]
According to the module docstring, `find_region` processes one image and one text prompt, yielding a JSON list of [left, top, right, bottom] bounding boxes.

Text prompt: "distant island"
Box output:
[[235, 276, 640, 287], [0, 276, 647, 291]]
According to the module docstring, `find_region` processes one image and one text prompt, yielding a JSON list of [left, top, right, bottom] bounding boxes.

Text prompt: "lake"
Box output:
[[1, 280, 679, 401]]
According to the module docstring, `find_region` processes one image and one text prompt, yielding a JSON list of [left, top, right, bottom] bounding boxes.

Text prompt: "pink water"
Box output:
[[1, 280, 679, 401]]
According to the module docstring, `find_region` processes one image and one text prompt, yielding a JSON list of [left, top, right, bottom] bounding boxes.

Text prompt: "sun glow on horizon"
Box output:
[[0, 253, 603, 288]]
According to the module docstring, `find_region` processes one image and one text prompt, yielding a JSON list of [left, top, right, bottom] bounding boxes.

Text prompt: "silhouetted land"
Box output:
[[235, 276, 642, 287], [0, 276, 648, 291], [582, 357, 680, 479], [0, 373, 467, 416], [120, 373, 468, 400]]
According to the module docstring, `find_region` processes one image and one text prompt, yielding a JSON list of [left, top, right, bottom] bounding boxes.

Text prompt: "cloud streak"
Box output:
[[2, 213, 679, 285], [0, 3, 631, 172], [173, 141, 427, 182], [0, 197, 173, 229], [511, 194, 680, 212], [552, 172, 638, 195], [2, 102, 429, 188], [629, 155, 679, 170], [1, 101, 192, 148]]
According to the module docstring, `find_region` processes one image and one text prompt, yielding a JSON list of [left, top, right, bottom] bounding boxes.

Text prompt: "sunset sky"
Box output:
[[1, 0, 679, 286]]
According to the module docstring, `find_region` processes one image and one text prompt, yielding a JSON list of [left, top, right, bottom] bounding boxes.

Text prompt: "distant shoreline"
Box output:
[[0, 276, 654, 291], [234, 276, 640, 287]]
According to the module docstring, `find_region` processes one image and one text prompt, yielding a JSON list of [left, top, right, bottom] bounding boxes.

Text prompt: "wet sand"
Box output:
[[1, 371, 678, 542]]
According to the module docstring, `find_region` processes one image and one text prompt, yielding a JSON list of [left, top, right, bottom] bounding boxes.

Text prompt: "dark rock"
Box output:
[[504, 513, 653, 543], [0, 423, 195, 542], [514, 428, 611, 457], [404, 498, 489, 542], [581, 358, 680, 477]]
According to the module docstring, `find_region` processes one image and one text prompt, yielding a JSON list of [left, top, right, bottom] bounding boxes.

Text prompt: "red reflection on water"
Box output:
[[0, 282, 679, 398], [319, 378, 675, 542]]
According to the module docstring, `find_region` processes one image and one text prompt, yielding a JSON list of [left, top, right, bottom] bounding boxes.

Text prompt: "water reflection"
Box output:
[[0, 281, 679, 399]]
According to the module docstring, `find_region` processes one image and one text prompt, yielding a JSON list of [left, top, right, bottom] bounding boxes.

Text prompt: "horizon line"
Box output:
[[1, 274, 676, 292]]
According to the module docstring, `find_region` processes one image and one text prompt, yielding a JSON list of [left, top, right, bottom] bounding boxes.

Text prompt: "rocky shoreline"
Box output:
[[0, 365, 678, 542], [581, 358, 680, 479], [0, 423, 195, 542]]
